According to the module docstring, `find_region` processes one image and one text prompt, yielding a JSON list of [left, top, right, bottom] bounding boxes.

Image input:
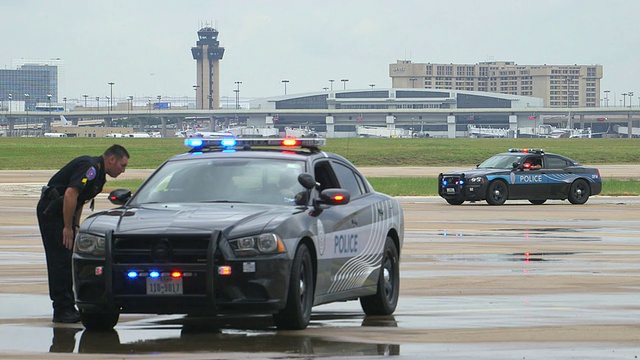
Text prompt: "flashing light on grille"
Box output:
[[170, 271, 182, 279], [149, 271, 160, 278], [127, 271, 138, 279], [95, 266, 103, 276], [218, 266, 232, 276]]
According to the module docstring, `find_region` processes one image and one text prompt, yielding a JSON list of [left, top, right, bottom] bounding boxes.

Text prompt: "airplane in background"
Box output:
[[60, 114, 71, 126]]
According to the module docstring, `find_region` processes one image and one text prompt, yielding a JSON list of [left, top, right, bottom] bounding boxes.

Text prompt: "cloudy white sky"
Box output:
[[2, 0, 638, 103]]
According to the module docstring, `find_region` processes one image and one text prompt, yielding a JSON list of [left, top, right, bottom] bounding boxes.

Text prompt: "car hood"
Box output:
[[83, 203, 298, 238], [443, 168, 510, 177]]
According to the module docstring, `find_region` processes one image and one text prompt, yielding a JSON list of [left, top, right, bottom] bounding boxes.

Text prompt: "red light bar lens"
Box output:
[[218, 266, 232, 276], [170, 271, 182, 278], [282, 138, 299, 147]]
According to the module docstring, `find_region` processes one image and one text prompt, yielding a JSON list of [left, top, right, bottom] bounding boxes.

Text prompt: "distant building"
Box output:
[[191, 26, 225, 110], [0, 59, 61, 110], [389, 60, 603, 108]]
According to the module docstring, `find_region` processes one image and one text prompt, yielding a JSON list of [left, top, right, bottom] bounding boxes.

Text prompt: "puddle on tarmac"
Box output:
[[2, 294, 640, 357]]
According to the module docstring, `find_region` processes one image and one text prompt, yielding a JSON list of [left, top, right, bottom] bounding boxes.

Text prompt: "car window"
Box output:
[[478, 154, 522, 169], [546, 156, 570, 169], [314, 161, 340, 192], [331, 161, 364, 196], [132, 158, 305, 205]]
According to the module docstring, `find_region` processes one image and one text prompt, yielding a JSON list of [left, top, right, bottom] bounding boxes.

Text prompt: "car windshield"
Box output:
[[131, 157, 306, 206], [477, 154, 523, 169]]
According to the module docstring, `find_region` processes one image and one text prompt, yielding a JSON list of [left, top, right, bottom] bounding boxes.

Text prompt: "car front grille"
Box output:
[[112, 234, 211, 264]]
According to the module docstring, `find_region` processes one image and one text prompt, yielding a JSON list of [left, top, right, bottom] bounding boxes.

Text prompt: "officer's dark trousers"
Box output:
[[36, 199, 75, 313]]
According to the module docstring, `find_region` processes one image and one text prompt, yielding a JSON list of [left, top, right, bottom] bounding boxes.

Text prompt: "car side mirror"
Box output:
[[108, 189, 131, 205], [318, 188, 350, 206], [298, 173, 317, 190]]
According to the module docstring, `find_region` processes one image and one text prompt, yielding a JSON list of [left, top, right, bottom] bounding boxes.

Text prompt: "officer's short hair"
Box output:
[[104, 144, 130, 160]]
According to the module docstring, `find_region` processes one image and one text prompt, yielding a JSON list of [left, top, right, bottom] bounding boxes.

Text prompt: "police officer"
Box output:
[[37, 144, 129, 323]]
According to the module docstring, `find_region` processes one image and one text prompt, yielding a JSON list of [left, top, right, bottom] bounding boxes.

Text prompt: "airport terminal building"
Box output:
[[248, 88, 544, 137]]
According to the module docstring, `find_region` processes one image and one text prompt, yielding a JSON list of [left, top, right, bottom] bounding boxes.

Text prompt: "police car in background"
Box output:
[[73, 137, 404, 330], [438, 148, 602, 205]]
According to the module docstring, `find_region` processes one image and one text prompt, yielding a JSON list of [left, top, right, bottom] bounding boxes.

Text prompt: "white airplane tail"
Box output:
[[60, 115, 70, 126]]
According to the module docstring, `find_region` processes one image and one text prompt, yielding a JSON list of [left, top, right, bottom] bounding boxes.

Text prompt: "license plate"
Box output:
[[446, 188, 455, 193], [146, 276, 183, 295]]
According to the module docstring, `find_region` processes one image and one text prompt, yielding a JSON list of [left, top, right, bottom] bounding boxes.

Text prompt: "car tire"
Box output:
[[568, 179, 590, 204], [446, 199, 464, 205], [273, 243, 314, 330], [528, 199, 547, 205], [80, 311, 119, 331], [486, 180, 508, 205], [360, 236, 399, 316]]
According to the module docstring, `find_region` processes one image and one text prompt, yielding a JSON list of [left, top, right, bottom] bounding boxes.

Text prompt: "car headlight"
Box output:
[[229, 233, 286, 256], [468, 176, 485, 184], [75, 232, 105, 256]]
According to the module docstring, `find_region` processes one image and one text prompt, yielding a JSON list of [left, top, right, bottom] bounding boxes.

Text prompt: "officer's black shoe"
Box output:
[[52, 309, 81, 323]]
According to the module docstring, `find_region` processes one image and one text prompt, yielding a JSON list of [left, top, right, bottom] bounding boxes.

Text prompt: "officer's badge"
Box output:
[[86, 167, 97, 181]]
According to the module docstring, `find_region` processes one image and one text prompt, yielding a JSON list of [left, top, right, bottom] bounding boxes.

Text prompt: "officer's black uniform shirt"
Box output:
[[47, 155, 106, 213]]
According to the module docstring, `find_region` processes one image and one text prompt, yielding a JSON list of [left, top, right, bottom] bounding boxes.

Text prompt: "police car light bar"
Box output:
[[185, 137, 326, 151], [508, 148, 544, 154]]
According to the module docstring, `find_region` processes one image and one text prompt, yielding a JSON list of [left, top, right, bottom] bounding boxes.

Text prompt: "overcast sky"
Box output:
[[2, 0, 638, 104]]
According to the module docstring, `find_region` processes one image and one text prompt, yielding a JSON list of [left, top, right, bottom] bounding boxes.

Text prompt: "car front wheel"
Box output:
[[360, 236, 400, 315], [273, 243, 314, 330], [486, 180, 508, 205], [568, 179, 590, 204], [80, 310, 119, 331]]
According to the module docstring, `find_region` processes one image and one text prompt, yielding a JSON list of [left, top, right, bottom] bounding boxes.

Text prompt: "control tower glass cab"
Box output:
[[192, 27, 225, 109]]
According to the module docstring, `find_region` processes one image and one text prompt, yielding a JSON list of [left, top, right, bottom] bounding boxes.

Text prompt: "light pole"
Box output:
[[108, 82, 115, 112], [604, 90, 610, 107], [622, 93, 627, 108], [234, 81, 242, 110], [369, 84, 375, 89], [96, 96, 100, 112], [24, 93, 30, 136], [282, 80, 289, 95], [409, 78, 417, 88], [323, 87, 329, 91], [8, 93, 11, 116], [82, 94, 88, 108], [63, 97, 67, 112], [628, 91, 634, 108], [341, 79, 348, 90], [105, 96, 110, 114], [329, 79, 334, 91]]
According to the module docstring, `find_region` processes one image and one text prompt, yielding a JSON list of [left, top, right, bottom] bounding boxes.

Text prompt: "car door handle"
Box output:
[[351, 218, 358, 226], [377, 209, 384, 216]]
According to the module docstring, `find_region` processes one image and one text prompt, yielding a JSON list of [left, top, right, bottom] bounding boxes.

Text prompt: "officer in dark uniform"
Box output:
[[37, 144, 129, 323]]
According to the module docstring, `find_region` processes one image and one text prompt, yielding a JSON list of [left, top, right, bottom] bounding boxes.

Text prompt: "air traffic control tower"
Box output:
[[191, 26, 225, 109]]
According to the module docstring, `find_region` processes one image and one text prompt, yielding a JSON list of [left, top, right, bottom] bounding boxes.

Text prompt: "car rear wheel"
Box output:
[[80, 310, 119, 331], [529, 199, 547, 205], [273, 243, 314, 330], [360, 236, 399, 315], [446, 198, 464, 205], [486, 180, 508, 205], [568, 179, 590, 204]]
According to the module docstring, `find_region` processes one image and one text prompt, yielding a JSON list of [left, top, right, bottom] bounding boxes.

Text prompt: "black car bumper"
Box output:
[[438, 173, 487, 202], [73, 233, 291, 315]]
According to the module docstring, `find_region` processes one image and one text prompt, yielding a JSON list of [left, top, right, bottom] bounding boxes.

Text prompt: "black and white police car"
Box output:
[[73, 137, 404, 330], [438, 148, 602, 205]]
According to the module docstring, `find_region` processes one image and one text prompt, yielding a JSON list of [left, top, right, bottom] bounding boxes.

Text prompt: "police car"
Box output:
[[73, 137, 404, 330], [438, 148, 602, 205]]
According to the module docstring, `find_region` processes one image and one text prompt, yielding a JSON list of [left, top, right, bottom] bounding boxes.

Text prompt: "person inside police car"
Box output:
[[36, 144, 129, 323], [523, 157, 542, 170]]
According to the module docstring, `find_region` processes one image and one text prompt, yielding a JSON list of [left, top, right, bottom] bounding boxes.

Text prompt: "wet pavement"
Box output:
[[1, 184, 640, 358]]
